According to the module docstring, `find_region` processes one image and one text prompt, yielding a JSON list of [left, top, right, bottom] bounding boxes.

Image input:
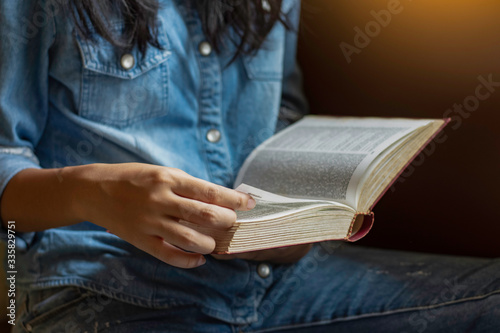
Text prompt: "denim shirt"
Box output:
[[0, 0, 307, 325]]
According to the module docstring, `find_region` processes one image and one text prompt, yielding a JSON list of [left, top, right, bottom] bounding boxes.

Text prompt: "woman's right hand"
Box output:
[[73, 163, 256, 269]]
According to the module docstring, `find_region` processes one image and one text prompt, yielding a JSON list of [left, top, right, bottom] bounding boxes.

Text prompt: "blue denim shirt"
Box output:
[[0, 0, 307, 325]]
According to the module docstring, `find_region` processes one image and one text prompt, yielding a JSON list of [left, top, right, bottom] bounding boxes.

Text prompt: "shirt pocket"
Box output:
[[75, 21, 171, 128]]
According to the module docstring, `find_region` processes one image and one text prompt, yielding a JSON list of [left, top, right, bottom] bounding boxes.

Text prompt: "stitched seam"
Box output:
[[0, 146, 39, 164]]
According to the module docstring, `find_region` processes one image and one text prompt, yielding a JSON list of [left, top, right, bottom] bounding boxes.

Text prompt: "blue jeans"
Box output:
[[12, 244, 500, 332]]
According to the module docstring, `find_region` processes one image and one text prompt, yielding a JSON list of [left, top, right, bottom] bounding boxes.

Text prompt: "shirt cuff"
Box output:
[[0, 148, 41, 251]]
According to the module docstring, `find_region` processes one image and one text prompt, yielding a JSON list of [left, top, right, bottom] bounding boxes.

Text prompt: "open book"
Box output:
[[181, 116, 448, 253]]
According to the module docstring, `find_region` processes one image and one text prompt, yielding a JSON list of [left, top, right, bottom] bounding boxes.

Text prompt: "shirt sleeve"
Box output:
[[0, 1, 55, 250], [277, 0, 309, 132]]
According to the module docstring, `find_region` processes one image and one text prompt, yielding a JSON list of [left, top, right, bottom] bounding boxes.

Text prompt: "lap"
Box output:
[[247, 243, 500, 332], [12, 244, 500, 332]]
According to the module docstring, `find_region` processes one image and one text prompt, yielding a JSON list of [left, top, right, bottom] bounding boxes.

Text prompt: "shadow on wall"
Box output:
[[297, 0, 500, 257]]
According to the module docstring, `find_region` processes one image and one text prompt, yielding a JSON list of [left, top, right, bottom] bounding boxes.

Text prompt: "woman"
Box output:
[[1, 0, 499, 331]]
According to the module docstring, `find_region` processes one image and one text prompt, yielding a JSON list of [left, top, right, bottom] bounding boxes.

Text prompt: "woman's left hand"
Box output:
[[211, 243, 312, 264]]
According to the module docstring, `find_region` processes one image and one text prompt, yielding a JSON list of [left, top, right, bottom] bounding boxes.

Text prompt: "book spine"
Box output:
[[346, 212, 375, 242]]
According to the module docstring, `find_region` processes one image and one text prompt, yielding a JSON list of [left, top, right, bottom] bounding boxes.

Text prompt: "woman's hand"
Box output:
[[74, 163, 255, 269], [211, 244, 313, 264]]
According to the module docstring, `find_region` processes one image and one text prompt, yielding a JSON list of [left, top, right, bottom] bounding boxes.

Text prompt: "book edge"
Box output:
[[212, 212, 375, 254], [368, 118, 450, 211]]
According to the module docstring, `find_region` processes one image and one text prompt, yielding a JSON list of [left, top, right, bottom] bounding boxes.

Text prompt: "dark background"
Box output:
[[297, 0, 500, 258]]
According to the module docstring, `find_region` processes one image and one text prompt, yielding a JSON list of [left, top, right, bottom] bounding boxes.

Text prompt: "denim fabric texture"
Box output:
[[0, 0, 308, 325], [1, 0, 499, 332], [11, 244, 500, 332]]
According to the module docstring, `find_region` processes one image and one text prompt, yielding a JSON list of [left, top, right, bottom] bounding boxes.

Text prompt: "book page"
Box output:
[[235, 116, 433, 208], [235, 184, 354, 222]]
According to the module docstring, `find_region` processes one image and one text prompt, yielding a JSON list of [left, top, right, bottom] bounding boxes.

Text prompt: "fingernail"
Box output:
[[198, 256, 207, 266], [247, 197, 256, 209]]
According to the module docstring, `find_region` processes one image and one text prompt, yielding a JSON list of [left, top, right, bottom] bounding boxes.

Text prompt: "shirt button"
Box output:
[[199, 41, 212, 56], [257, 263, 271, 278], [206, 129, 221, 143], [120, 53, 135, 70]]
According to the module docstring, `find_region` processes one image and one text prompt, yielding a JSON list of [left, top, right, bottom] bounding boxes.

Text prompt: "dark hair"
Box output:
[[70, 0, 289, 61]]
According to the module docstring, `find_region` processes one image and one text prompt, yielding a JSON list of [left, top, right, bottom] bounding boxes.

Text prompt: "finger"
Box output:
[[173, 176, 256, 211], [155, 218, 216, 255], [172, 195, 237, 228], [138, 235, 207, 269]]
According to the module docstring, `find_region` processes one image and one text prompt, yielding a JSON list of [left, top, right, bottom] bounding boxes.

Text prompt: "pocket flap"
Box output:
[[76, 21, 172, 80]]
